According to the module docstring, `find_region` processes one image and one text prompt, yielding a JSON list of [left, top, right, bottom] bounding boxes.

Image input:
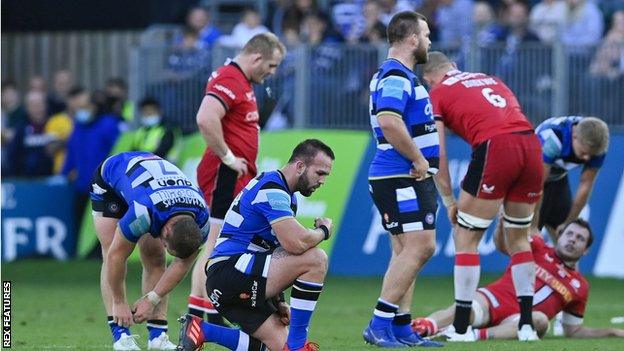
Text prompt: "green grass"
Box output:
[[3, 260, 624, 350]]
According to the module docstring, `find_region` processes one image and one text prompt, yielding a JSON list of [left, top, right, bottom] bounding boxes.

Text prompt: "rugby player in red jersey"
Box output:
[[412, 219, 624, 340], [422, 51, 543, 341], [187, 33, 286, 324]]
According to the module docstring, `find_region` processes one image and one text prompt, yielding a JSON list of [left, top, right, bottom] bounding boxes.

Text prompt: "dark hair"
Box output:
[[167, 216, 203, 259], [387, 11, 427, 45], [1, 80, 18, 91], [68, 86, 87, 98], [105, 77, 127, 90], [560, 218, 594, 249], [288, 139, 335, 164], [139, 97, 161, 109]]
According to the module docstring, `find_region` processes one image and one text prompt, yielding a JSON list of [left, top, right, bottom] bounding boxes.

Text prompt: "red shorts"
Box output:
[[462, 132, 543, 203], [197, 152, 255, 220], [477, 286, 520, 327]]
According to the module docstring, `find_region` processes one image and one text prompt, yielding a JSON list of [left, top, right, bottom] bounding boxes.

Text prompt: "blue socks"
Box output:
[[201, 322, 243, 350], [370, 298, 398, 330], [392, 313, 413, 338], [146, 319, 168, 341], [287, 279, 324, 350], [107, 316, 130, 342]]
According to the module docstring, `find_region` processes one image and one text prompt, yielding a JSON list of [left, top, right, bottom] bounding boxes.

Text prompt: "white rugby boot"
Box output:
[[147, 332, 177, 350], [113, 333, 141, 350], [443, 325, 477, 342], [518, 324, 539, 341]]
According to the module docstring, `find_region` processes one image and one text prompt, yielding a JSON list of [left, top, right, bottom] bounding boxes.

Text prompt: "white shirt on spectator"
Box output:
[[219, 23, 269, 49], [561, 0, 604, 47], [529, 0, 567, 43]]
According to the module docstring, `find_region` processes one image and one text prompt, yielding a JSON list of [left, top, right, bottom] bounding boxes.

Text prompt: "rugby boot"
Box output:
[[363, 323, 407, 348], [177, 314, 204, 351]]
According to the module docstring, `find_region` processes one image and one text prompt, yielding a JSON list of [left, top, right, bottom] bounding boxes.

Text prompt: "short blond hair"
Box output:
[[242, 32, 286, 59], [577, 117, 609, 155]]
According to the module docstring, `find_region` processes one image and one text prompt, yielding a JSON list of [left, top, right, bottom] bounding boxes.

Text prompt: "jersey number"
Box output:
[[482, 88, 507, 108]]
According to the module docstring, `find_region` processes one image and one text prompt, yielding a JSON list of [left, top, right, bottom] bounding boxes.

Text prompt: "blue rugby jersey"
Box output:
[[211, 170, 297, 261], [94, 151, 210, 243], [368, 59, 440, 178], [536, 116, 606, 182]]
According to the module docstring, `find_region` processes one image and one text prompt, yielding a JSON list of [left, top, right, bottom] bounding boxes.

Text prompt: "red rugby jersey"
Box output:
[[486, 235, 588, 323], [429, 70, 534, 147], [204, 61, 260, 173]]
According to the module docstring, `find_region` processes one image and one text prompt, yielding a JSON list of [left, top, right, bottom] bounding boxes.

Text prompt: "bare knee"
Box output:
[[304, 247, 328, 272], [403, 241, 435, 263], [533, 312, 549, 337]]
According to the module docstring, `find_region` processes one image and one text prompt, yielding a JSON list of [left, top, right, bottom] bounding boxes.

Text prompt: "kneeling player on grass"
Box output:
[[178, 139, 335, 351], [91, 152, 209, 350], [412, 219, 624, 341]]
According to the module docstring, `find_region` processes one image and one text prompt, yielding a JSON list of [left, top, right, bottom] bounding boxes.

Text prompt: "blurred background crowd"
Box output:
[[2, 0, 623, 180]]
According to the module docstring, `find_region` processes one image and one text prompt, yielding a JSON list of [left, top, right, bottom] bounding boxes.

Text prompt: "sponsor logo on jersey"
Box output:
[[245, 111, 260, 122], [246, 91, 256, 102], [425, 212, 435, 224], [149, 189, 207, 209], [209, 289, 222, 308], [536, 266, 573, 303], [214, 84, 236, 100]]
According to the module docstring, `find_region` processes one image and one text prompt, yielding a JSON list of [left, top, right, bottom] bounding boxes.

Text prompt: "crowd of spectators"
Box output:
[[159, 1, 622, 128]]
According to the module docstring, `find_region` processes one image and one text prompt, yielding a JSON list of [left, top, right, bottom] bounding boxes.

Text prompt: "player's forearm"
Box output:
[[567, 183, 593, 222], [106, 252, 128, 303], [152, 255, 196, 297], [198, 116, 229, 158], [379, 116, 426, 163]]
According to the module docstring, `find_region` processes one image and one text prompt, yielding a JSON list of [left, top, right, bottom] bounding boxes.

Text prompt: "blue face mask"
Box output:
[[74, 109, 93, 124], [141, 115, 161, 127]]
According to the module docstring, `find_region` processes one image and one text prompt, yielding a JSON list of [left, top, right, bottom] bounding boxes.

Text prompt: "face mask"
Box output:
[[74, 108, 93, 124], [141, 115, 161, 127]]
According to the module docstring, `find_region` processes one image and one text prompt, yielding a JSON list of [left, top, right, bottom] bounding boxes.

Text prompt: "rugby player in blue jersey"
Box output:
[[532, 116, 609, 241], [90, 152, 210, 350], [363, 11, 442, 348], [178, 139, 334, 351]]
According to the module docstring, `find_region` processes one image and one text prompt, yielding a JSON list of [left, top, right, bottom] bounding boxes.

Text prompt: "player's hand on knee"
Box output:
[[276, 301, 291, 326], [131, 298, 155, 324], [446, 203, 458, 224], [411, 158, 430, 180], [113, 301, 134, 327]]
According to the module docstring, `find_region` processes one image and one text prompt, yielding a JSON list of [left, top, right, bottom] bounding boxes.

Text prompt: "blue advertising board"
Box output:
[[330, 134, 624, 277], [1, 178, 76, 261]]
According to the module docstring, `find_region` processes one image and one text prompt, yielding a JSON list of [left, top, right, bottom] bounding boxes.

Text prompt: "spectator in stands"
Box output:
[[45, 86, 78, 174], [378, 0, 413, 26], [105, 77, 134, 123], [587, 10, 624, 121], [167, 28, 212, 77], [434, 0, 474, 48], [561, 0, 604, 47], [7, 91, 54, 177], [62, 88, 122, 233], [28, 75, 47, 93], [362, 0, 388, 43], [473, 1, 505, 47], [501, 1, 540, 45], [185, 6, 222, 49], [529, 0, 567, 43], [1, 81, 27, 175], [590, 10, 624, 80], [332, 1, 366, 43], [48, 70, 74, 115], [127, 97, 179, 159], [219, 8, 269, 49], [277, 0, 322, 37]]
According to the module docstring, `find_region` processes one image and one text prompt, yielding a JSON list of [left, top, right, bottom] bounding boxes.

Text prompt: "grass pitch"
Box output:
[[3, 260, 623, 350]]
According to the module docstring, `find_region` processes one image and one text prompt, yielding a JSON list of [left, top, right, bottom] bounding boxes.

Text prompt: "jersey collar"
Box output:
[[228, 61, 251, 83], [276, 170, 293, 195]]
